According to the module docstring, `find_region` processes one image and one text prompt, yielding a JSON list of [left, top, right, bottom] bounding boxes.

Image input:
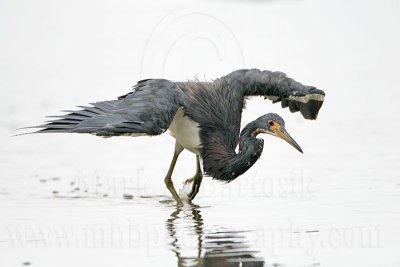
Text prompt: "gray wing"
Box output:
[[218, 69, 325, 120], [28, 79, 185, 137]]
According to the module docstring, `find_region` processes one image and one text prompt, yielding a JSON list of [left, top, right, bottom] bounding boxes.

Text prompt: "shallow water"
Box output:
[[1, 119, 400, 267], [1, 0, 400, 266]]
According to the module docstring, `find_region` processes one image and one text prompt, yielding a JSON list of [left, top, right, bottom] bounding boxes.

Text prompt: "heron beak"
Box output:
[[273, 126, 303, 154]]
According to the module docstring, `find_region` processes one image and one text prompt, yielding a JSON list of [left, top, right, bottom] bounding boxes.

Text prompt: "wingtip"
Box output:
[[10, 131, 37, 137], [16, 125, 45, 131]]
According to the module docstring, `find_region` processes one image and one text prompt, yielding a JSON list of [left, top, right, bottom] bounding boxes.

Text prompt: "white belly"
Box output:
[[168, 108, 201, 155]]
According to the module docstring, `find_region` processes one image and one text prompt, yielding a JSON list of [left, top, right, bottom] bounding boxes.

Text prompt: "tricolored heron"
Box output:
[[27, 69, 325, 205]]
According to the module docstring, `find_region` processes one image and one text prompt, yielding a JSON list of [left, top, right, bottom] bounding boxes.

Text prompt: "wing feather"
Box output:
[[26, 79, 185, 136], [219, 69, 325, 119]]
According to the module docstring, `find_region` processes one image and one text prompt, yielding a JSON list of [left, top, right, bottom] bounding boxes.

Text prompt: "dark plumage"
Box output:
[[25, 69, 325, 204], [34, 79, 185, 136]]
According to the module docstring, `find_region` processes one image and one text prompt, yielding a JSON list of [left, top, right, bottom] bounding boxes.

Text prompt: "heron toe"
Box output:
[[185, 174, 203, 200]]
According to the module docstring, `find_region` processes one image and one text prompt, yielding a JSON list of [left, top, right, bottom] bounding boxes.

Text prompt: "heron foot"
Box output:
[[165, 176, 183, 206], [184, 173, 203, 200]]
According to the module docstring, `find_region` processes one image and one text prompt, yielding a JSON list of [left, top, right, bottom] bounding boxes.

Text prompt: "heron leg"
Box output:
[[164, 143, 184, 206], [185, 155, 203, 200]]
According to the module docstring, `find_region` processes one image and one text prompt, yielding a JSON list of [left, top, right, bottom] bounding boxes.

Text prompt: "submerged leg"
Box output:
[[185, 155, 203, 200], [164, 143, 184, 206]]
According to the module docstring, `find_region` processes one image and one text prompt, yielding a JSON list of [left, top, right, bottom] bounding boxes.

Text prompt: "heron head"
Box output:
[[252, 113, 303, 153]]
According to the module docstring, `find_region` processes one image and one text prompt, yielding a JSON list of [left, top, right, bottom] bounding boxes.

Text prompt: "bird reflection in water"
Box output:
[[166, 204, 264, 267]]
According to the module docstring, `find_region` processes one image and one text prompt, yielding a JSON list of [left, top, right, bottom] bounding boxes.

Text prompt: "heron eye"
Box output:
[[268, 120, 274, 127]]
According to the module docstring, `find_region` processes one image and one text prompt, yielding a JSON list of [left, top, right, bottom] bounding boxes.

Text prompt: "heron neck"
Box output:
[[228, 128, 264, 181], [238, 124, 265, 158], [203, 124, 264, 182]]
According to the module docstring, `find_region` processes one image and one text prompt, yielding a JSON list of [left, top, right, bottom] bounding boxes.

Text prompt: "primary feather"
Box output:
[[30, 79, 185, 137]]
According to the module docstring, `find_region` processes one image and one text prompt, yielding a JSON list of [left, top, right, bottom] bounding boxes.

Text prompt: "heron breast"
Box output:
[[168, 108, 202, 155]]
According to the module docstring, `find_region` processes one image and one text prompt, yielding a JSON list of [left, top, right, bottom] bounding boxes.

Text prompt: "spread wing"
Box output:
[[26, 79, 185, 137], [218, 69, 325, 119]]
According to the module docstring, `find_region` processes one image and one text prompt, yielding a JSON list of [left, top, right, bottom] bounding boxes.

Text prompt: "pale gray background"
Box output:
[[1, 0, 400, 266]]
